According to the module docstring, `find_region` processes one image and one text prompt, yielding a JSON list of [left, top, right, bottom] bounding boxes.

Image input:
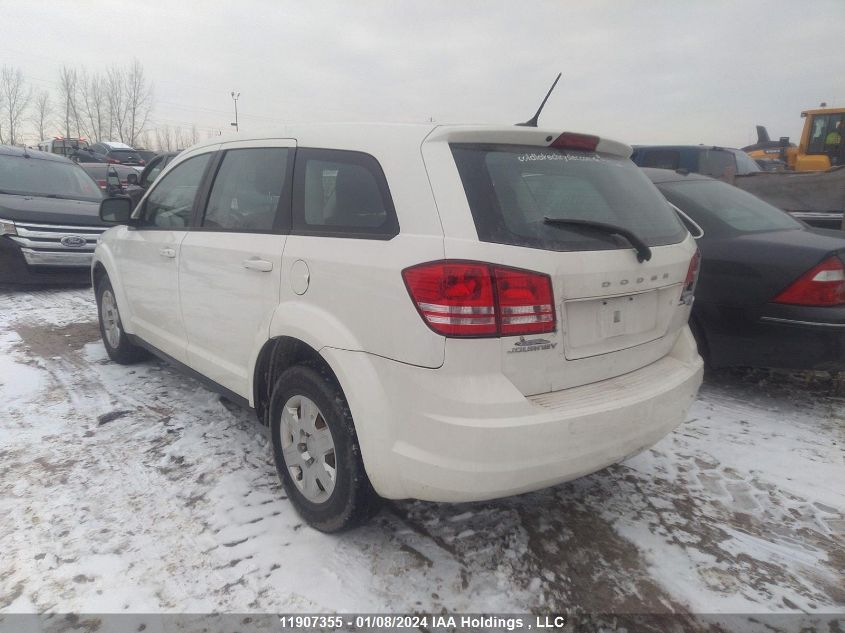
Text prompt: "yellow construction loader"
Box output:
[[744, 106, 845, 172], [736, 107, 845, 230]]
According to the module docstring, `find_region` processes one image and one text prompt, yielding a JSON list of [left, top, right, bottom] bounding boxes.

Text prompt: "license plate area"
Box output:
[[563, 289, 667, 360]]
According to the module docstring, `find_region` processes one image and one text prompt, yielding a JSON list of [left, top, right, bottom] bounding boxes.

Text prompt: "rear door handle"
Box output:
[[242, 258, 273, 272], [159, 247, 176, 258]]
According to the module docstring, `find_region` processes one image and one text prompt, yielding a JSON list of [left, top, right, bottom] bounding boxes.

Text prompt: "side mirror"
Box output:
[[106, 169, 121, 189], [126, 172, 139, 186], [100, 197, 133, 224]]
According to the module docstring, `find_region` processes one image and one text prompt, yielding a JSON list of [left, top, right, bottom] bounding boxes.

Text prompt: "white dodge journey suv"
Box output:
[[93, 124, 703, 532]]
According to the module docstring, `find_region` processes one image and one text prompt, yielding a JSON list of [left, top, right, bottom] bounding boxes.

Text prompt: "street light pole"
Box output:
[[230, 91, 240, 132]]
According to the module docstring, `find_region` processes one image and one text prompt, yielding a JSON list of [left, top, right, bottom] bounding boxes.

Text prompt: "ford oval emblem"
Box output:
[[60, 235, 87, 248]]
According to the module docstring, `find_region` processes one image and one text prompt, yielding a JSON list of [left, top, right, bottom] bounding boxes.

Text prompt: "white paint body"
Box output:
[[94, 123, 703, 502]]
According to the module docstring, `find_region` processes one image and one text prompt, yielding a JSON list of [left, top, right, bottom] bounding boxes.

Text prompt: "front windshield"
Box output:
[[0, 155, 103, 201], [658, 179, 801, 233]]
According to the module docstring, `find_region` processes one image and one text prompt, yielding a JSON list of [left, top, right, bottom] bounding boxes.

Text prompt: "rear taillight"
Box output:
[[494, 266, 555, 335], [96, 179, 107, 189], [773, 256, 845, 307], [680, 250, 701, 305], [550, 132, 599, 152], [402, 261, 555, 338], [684, 250, 701, 292]]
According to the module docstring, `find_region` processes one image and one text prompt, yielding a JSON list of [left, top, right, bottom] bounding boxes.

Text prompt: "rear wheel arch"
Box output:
[[252, 336, 343, 426]]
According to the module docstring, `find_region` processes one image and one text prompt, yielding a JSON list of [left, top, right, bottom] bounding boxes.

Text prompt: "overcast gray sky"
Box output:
[[3, 0, 843, 147]]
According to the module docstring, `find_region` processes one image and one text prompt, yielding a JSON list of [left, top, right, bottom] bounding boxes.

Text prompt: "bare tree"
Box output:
[[104, 66, 127, 142], [124, 60, 153, 146], [78, 70, 107, 142], [172, 124, 199, 150], [31, 90, 53, 141], [0, 82, 5, 144], [155, 125, 173, 152], [58, 66, 82, 140], [138, 129, 154, 151], [0, 66, 32, 145]]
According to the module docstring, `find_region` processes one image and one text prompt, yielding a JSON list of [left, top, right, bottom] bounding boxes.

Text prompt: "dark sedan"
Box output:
[[89, 142, 146, 166], [645, 168, 845, 371]]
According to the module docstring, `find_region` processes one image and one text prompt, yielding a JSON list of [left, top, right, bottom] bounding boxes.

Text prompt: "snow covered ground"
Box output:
[[1, 286, 843, 628]]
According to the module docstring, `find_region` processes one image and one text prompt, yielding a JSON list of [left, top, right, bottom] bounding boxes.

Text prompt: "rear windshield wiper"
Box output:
[[543, 217, 652, 262]]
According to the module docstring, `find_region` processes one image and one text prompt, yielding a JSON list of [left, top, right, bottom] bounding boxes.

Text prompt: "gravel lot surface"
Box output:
[[1, 286, 842, 631]]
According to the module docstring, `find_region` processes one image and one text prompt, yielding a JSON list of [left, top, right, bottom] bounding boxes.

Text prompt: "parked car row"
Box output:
[[37, 137, 149, 166]]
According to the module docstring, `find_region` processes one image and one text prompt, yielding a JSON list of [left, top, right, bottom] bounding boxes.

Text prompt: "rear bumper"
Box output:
[[0, 236, 92, 285], [324, 328, 703, 502]]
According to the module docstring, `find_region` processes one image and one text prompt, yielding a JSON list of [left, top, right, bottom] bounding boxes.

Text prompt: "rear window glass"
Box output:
[[697, 149, 736, 178], [450, 144, 686, 252], [658, 179, 802, 233]]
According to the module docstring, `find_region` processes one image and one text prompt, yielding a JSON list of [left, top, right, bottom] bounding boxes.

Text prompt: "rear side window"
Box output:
[[293, 148, 398, 238], [202, 148, 290, 231], [639, 149, 680, 170], [137, 153, 211, 228], [451, 144, 686, 252], [697, 149, 736, 178]]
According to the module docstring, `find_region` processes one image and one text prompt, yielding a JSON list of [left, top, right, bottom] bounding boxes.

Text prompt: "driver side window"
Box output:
[[138, 154, 211, 228]]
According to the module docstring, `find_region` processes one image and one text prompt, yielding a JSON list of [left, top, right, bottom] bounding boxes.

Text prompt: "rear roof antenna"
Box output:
[[516, 72, 562, 127]]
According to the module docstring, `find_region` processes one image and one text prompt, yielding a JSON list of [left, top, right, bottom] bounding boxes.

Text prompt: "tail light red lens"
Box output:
[[96, 179, 107, 189], [402, 262, 496, 336], [493, 266, 555, 335], [684, 250, 701, 292], [550, 132, 599, 152], [402, 261, 555, 338], [773, 256, 845, 307]]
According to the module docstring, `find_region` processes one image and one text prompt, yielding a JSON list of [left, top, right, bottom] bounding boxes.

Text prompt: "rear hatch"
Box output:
[[421, 127, 697, 396]]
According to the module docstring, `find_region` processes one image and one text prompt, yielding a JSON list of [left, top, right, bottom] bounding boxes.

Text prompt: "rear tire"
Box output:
[[96, 276, 148, 364], [269, 365, 379, 532]]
